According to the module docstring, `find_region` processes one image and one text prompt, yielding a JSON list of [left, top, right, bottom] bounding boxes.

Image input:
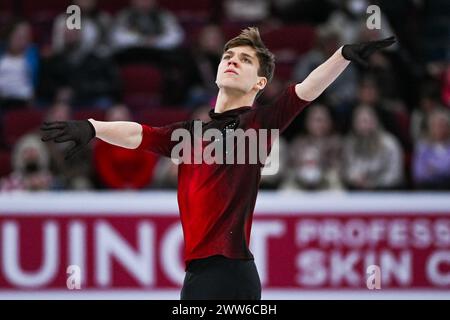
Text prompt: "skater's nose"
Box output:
[[227, 56, 239, 67]]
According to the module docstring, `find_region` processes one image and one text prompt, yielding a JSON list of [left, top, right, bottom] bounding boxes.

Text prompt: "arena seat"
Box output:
[[162, 0, 212, 21], [100, 0, 126, 14], [0, 149, 11, 178], [262, 24, 316, 57], [2, 109, 45, 147], [120, 64, 163, 109], [221, 22, 249, 41], [21, 0, 69, 20], [73, 109, 106, 122]]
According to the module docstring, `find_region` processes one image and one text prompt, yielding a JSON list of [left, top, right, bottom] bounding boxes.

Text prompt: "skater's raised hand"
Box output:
[[341, 36, 396, 68], [40, 120, 96, 160]]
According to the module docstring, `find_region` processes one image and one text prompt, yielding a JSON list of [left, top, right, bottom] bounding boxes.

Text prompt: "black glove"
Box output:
[[342, 36, 396, 68], [41, 120, 96, 160]]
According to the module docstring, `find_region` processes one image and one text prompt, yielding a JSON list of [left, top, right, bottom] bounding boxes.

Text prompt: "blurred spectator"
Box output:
[[342, 105, 403, 190], [0, 1, 445, 192], [325, 1, 409, 113], [0, 20, 39, 108], [111, 0, 184, 51], [422, 0, 449, 64], [93, 104, 159, 189], [412, 109, 450, 189], [442, 65, 450, 107], [52, 0, 112, 57], [151, 156, 178, 189], [184, 24, 224, 107], [410, 80, 445, 142], [39, 28, 120, 108], [376, 0, 422, 62], [357, 28, 403, 101], [111, 0, 186, 104], [325, 0, 395, 45], [350, 76, 410, 149], [273, 0, 336, 24], [287, 104, 343, 190], [0, 133, 54, 191], [44, 102, 94, 189], [293, 26, 358, 111], [260, 136, 289, 190], [223, 0, 271, 22]]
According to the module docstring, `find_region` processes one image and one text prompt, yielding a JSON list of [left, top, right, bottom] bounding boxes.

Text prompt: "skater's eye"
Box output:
[[239, 54, 253, 64], [223, 55, 230, 60]]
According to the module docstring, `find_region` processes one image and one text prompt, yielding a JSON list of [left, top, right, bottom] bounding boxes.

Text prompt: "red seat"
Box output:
[[101, 0, 127, 14], [121, 64, 162, 95], [162, 0, 212, 20], [221, 23, 249, 41], [180, 20, 208, 46], [120, 65, 163, 95], [139, 108, 191, 127], [21, 0, 69, 45], [0, 0, 13, 18], [0, 0, 12, 10], [262, 25, 316, 57], [120, 64, 163, 109], [2, 109, 45, 147], [22, 0, 69, 20], [73, 109, 105, 122], [0, 150, 11, 178]]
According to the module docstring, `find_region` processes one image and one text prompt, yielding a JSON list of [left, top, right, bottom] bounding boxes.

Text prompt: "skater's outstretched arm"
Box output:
[[295, 37, 396, 102], [40, 119, 143, 159], [41, 118, 189, 160], [87, 119, 143, 149]]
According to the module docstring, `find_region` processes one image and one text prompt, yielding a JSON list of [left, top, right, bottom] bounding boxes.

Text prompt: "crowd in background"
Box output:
[[0, 0, 448, 192]]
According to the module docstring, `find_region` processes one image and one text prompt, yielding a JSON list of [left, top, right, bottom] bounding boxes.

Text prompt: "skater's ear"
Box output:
[[255, 76, 267, 91]]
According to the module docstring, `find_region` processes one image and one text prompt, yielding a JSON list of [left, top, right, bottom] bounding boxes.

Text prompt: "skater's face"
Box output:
[[216, 45, 267, 96]]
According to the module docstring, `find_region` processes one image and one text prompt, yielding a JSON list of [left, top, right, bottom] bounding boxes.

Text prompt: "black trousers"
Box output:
[[180, 255, 261, 300]]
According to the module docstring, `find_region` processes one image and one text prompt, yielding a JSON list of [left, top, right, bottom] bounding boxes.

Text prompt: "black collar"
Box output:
[[209, 106, 252, 120]]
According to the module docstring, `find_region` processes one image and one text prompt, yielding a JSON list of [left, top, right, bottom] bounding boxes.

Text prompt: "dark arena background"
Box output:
[[0, 0, 449, 302]]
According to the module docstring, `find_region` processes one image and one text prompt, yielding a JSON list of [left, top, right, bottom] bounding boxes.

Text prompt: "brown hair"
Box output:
[[223, 27, 275, 83]]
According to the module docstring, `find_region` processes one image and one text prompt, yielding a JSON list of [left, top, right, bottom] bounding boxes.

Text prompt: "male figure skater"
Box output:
[[41, 27, 395, 299]]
